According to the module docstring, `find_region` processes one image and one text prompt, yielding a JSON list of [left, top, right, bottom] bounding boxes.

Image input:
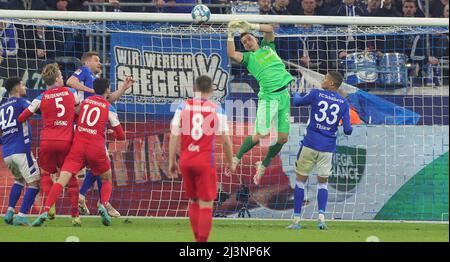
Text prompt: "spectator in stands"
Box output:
[[430, 0, 449, 17], [328, 0, 367, 16], [374, 0, 402, 16], [365, 0, 381, 16], [208, 0, 228, 14], [270, 0, 293, 15], [156, 0, 196, 13], [445, 3, 449, 18], [258, 0, 272, 14], [0, 0, 8, 9], [297, 0, 328, 74], [287, 0, 301, 15], [299, 0, 319, 15], [401, 0, 424, 17], [45, 0, 88, 11], [7, 0, 49, 10], [315, 0, 340, 15], [0, 22, 19, 60]]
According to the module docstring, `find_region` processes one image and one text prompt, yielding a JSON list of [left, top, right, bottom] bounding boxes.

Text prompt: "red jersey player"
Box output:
[[18, 63, 83, 224], [168, 75, 233, 242], [32, 78, 126, 227]]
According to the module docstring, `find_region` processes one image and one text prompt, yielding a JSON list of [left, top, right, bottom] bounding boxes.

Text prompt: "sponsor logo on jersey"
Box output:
[[188, 143, 200, 152]]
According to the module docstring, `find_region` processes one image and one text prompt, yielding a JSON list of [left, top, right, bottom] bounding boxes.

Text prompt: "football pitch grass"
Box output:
[[0, 217, 448, 242]]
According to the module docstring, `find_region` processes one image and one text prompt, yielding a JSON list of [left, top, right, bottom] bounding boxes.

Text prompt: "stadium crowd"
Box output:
[[1, 0, 449, 88], [0, 0, 448, 17]]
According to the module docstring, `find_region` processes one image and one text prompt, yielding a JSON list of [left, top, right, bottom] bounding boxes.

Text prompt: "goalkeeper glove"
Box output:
[[236, 20, 260, 32]]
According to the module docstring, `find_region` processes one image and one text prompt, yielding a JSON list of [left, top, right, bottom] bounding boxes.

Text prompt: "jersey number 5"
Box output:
[[315, 100, 340, 125], [55, 97, 65, 117]]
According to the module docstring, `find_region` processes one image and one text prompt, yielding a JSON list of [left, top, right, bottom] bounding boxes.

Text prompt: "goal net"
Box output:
[[0, 12, 448, 221]]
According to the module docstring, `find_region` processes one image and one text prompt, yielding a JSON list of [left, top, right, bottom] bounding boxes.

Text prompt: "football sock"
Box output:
[[100, 180, 112, 206], [188, 202, 200, 241], [317, 183, 328, 213], [294, 181, 305, 223], [44, 183, 64, 212], [19, 186, 39, 215], [262, 142, 284, 167], [8, 182, 24, 209], [197, 207, 213, 242], [67, 177, 80, 217], [236, 136, 259, 159]]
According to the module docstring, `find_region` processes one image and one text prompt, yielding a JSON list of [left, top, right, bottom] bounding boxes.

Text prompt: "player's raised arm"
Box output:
[[67, 73, 95, 94], [168, 103, 182, 178], [216, 107, 233, 172], [107, 75, 134, 103], [227, 21, 243, 63], [342, 102, 353, 135], [293, 89, 316, 107], [108, 105, 125, 140], [18, 94, 40, 123], [259, 24, 275, 43]]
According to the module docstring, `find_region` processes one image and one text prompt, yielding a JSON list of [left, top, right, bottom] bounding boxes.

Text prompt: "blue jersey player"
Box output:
[[0, 77, 40, 226], [67, 52, 132, 218], [289, 72, 353, 230]]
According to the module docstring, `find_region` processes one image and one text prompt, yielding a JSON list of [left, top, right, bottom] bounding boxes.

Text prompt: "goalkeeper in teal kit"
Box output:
[[227, 20, 294, 185]]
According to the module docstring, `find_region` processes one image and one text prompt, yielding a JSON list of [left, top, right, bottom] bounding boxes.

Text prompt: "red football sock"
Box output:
[[40, 172, 53, 198], [188, 202, 200, 241], [100, 180, 112, 206], [197, 207, 213, 242], [44, 183, 63, 212], [67, 177, 79, 217]]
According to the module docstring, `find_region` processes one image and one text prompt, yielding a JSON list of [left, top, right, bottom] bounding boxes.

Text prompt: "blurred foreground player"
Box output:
[[168, 75, 233, 242]]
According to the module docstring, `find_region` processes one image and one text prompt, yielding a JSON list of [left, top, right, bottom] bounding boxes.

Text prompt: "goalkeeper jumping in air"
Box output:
[[227, 20, 293, 185]]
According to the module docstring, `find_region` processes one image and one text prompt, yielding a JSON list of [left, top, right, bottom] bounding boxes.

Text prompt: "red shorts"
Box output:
[[180, 165, 217, 201], [61, 142, 110, 176], [39, 140, 72, 174]]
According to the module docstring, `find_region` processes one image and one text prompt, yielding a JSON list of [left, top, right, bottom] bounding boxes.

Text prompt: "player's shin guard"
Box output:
[[19, 186, 39, 215], [8, 182, 24, 209], [188, 202, 200, 241], [262, 142, 284, 167], [100, 180, 112, 206], [317, 183, 328, 213], [197, 207, 213, 242], [44, 183, 64, 211], [294, 181, 305, 222], [79, 170, 96, 197], [67, 177, 80, 217], [40, 172, 53, 198]]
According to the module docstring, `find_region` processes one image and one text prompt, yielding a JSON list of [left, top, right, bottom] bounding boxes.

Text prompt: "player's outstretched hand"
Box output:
[[227, 20, 240, 41], [168, 161, 179, 177], [121, 75, 134, 91]]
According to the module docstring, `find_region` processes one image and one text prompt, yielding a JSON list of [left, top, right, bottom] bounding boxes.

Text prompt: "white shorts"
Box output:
[[295, 145, 332, 178], [4, 153, 40, 184]]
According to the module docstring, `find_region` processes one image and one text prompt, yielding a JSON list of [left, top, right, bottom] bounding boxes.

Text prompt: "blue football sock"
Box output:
[[8, 182, 24, 209], [96, 176, 103, 199], [19, 186, 39, 215], [294, 181, 305, 218], [317, 183, 328, 213], [79, 170, 96, 197]]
